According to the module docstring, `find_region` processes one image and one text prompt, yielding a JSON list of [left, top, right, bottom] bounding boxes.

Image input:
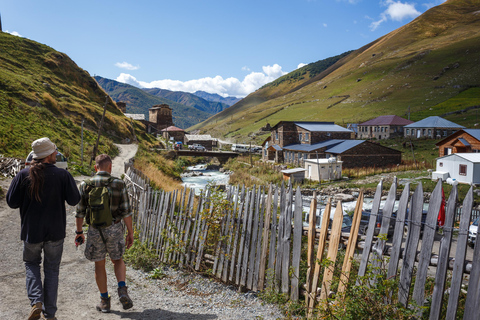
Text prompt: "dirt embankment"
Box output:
[[0, 144, 281, 320]]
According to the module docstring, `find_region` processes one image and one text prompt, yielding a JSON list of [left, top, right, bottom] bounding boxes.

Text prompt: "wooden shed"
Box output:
[[281, 168, 307, 183]]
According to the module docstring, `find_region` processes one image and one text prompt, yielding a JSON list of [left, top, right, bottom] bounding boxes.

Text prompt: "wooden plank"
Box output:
[[445, 186, 473, 319], [291, 186, 303, 301], [222, 186, 238, 282], [253, 187, 265, 291], [463, 192, 480, 320], [387, 183, 410, 278], [307, 198, 332, 317], [195, 199, 212, 270], [398, 182, 424, 306], [319, 201, 344, 301], [235, 187, 249, 285], [247, 187, 261, 289], [189, 193, 204, 267], [337, 191, 364, 295], [156, 191, 170, 254], [179, 190, 195, 268], [240, 188, 255, 287], [152, 191, 164, 252], [305, 192, 317, 307], [267, 184, 279, 289], [429, 184, 457, 320], [281, 184, 293, 294], [231, 185, 246, 283], [173, 186, 187, 263], [216, 187, 233, 278], [357, 180, 383, 278], [371, 178, 397, 277], [163, 190, 177, 263], [413, 179, 443, 310], [275, 183, 286, 292], [258, 184, 273, 291]]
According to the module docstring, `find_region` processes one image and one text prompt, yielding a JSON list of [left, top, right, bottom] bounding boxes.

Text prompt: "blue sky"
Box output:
[[2, 0, 446, 98]]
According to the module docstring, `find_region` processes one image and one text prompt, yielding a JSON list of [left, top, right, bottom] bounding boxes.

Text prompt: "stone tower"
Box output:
[[149, 104, 174, 131]]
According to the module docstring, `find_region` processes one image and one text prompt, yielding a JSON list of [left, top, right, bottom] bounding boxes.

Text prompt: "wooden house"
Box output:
[[435, 129, 480, 157]]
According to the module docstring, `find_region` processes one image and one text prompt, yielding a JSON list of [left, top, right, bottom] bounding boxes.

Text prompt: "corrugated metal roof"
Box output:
[[272, 144, 282, 151], [359, 115, 413, 126], [464, 129, 480, 141], [458, 138, 470, 146], [124, 113, 145, 120], [404, 116, 465, 129], [294, 122, 353, 133], [281, 168, 307, 174], [326, 140, 364, 154], [282, 140, 344, 152], [440, 153, 480, 163], [185, 134, 213, 141]]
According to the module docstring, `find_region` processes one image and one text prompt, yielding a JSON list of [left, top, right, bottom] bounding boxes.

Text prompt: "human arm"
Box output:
[[123, 215, 134, 249], [6, 171, 26, 209], [65, 172, 81, 206]]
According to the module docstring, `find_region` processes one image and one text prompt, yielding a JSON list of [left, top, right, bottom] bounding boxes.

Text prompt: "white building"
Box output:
[[304, 158, 342, 182], [432, 153, 480, 185]]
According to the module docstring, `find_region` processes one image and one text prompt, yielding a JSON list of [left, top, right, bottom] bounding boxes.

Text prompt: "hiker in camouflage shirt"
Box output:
[[74, 154, 134, 313]]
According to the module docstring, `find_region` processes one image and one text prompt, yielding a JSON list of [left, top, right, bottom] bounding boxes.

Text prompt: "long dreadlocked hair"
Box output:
[[28, 159, 46, 202]]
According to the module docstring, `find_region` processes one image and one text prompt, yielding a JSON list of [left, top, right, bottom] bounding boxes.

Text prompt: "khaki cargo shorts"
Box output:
[[84, 222, 125, 262]]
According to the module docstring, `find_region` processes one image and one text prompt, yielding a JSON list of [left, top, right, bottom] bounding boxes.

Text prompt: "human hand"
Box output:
[[75, 234, 85, 247], [125, 232, 134, 249]]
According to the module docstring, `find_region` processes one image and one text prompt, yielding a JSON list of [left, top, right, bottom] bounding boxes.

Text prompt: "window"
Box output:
[[412, 129, 415, 136], [439, 162, 443, 167], [406, 129, 410, 135], [459, 164, 467, 176], [299, 133, 302, 141], [305, 133, 309, 141], [443, 130, 447, 137], [381, 127, 384, 132], [275, 131, 278, 140], [428, 129, 432, 136]]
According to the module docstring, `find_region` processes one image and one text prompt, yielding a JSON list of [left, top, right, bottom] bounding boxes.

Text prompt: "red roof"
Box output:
[[359, 115, 413, 126], [161, 126, 185, 132]]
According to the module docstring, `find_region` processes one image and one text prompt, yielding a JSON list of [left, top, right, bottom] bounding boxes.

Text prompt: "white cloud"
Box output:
[[5, 30, 22, 37], [242, 66, 251, 71], [297, 63, 307, 69], [323, 23, 328, 27], [370, 0, 421, 31], [116, 64, 288, 98], [115, 61, 140, 71]]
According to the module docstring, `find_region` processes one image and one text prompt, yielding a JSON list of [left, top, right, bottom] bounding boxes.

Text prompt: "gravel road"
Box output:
[[0, 144, 282, 320]]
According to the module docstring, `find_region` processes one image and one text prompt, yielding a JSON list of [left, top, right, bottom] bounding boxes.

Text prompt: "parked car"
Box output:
[[359, 209, 395, 237], [25, 150, 68, 170], [468, 216, 479, 247], [189, 144, 206, 151]]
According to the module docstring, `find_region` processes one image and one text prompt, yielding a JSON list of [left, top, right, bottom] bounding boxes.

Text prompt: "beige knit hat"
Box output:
[[31, 137, 56, 160]]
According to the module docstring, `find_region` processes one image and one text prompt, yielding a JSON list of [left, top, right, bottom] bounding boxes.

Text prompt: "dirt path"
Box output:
[[0, 144, 281, 320]]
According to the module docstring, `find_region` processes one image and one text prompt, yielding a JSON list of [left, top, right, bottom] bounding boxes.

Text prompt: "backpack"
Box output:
[[85, 177, 114, 228]]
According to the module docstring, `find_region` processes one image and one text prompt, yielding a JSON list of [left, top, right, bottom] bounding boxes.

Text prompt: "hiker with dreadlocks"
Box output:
[[74, 154, 134, 313], [6, 137, 81, 320]]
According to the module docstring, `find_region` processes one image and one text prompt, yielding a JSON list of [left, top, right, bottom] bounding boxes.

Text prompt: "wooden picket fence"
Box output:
[[123, 166, 479, 319]]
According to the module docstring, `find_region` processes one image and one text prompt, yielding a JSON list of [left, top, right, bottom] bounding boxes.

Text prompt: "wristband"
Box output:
[[75, 230, 83, 235]]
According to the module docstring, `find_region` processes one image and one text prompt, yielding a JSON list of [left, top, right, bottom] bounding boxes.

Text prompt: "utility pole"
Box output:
[[90, 96, 108, 166], [0, 13, 3, 32], [81, 118, 84, 166]]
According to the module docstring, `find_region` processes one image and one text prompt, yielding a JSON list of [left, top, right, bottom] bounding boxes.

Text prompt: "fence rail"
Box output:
[[124, 167, 478, 319]]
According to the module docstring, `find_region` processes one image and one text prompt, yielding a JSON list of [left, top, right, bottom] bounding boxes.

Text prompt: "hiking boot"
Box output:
[[118, 286, 133, 310], [28, 302, 42, 320], [40, 315, 57, 320], [96, 296, 111, 313]]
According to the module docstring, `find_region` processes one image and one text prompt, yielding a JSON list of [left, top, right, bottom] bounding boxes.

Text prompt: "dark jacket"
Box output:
[[6, 164, 81, 243]]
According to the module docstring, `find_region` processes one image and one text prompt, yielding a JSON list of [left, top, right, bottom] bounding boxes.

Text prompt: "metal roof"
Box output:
[[464, 129, 480, 141], [161, 126, 185, 132], [458, 138, 470, 146], [404, 116, 465, 129], [281, 168, 307, 174], [124, 113, 145, 120], [185, 134, 213, 141], [326, 140, 365, 154], [359, 115, 413, 126], [439, 153, 480, 163], [271, 144, 282, 151], [282, 140, 344, 152], [294, 122, 353, 133]]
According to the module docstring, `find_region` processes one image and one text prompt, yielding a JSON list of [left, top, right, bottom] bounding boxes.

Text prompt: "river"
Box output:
[[181, 164, 230, 194]]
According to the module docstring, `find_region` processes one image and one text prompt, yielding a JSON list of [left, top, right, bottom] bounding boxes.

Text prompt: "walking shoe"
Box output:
[[40, 315, 57, 320], [96, 296, 111, 313], [118, 286, 133, 310], [28, 302, 42, 320]]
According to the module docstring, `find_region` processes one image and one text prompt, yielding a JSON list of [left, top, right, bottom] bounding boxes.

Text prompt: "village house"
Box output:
[[432, 153, 480, 185], [403, 116, 464, 139], [184, 134, 217, 151], [435, 129, 480, 157], [262, 121, 402, 168], [357, 115, 413, 140], [161, 126, 186, 144], [304, 158, 343, 182]]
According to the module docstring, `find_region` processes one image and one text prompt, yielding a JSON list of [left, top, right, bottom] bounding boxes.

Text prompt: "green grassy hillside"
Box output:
[[191, 0, 480, 144], [95, 76, 214, 129], [0, 32, 154, 163]]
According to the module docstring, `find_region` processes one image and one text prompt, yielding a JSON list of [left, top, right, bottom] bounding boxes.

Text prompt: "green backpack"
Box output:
[[85, 177, 114, 228]]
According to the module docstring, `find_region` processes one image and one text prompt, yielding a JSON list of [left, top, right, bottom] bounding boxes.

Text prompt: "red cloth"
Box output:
[[438, 187, 446, 227]]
